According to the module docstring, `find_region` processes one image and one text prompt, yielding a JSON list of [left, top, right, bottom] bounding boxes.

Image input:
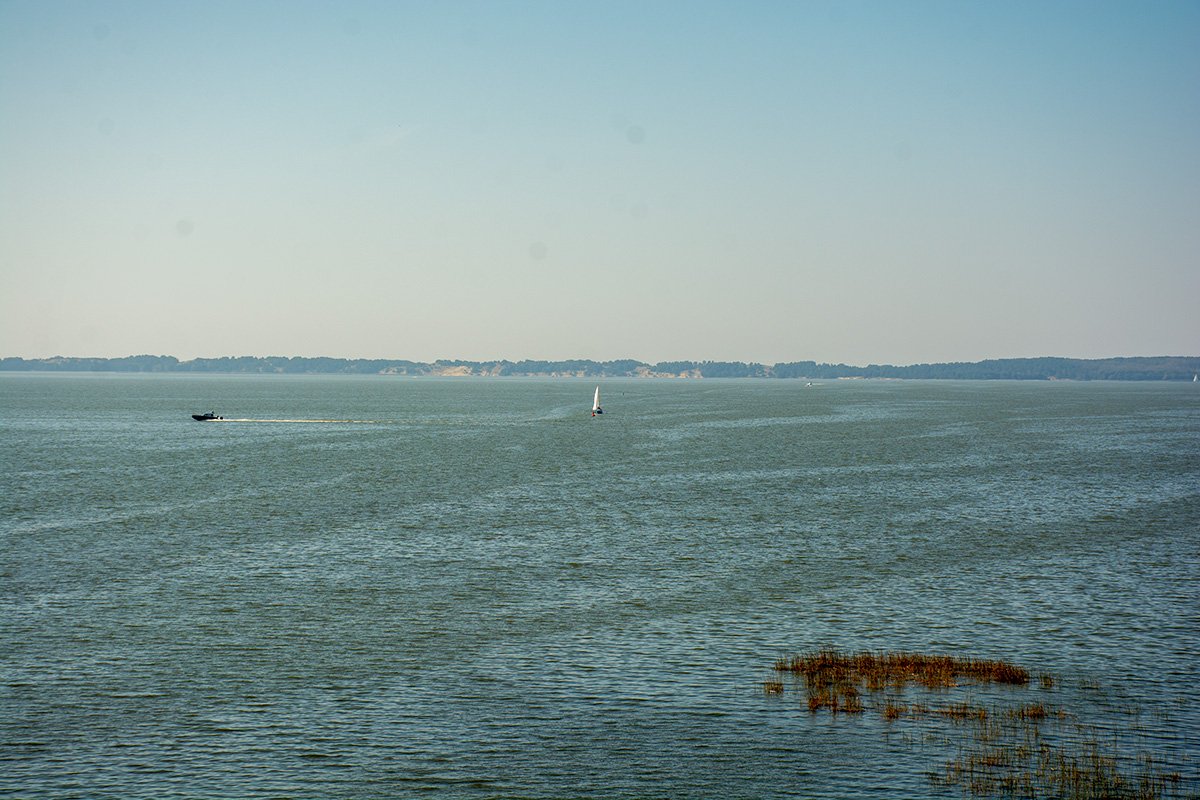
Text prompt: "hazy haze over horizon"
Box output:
[[2, 1, 1197, 365]]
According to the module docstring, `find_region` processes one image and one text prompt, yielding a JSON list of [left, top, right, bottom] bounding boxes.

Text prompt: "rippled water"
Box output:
[[2, 375, 1198, 798]]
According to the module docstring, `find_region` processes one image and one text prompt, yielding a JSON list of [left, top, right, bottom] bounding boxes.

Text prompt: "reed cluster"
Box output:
[[764, 648, 1189, 799], [770, 649, 1030, 718], [933, 717, 1185, 799], [805, 682, 865, 713], [774, 648, 1030, 689]]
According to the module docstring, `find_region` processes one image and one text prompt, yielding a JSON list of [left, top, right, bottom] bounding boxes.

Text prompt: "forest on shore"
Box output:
[[2, 355, 1197, 381]]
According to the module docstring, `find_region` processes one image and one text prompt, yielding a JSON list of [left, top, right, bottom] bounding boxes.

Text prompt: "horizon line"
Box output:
[[4, 353, 1198, 368]]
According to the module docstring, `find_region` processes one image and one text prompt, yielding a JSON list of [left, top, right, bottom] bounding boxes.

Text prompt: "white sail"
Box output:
[[592, 386, 601, 412]]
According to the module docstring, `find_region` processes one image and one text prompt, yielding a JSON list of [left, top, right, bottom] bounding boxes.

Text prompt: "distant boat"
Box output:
[[191, 411, 223, 421], [591, 386, 603, 417]]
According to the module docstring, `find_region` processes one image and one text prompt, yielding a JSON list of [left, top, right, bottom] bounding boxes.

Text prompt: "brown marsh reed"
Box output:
[[773, 649, 1029, 723], [934, 701, 989, 722], [767, 649, 1190, 798], [1008, 702, 1052, 722], [774, 648, 1030, 690], [934, 720, 1186, 800], [806, 682, 865, 714]]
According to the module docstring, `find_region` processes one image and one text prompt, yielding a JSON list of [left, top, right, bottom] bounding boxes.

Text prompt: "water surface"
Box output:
[[2, 375, 1197, 798]]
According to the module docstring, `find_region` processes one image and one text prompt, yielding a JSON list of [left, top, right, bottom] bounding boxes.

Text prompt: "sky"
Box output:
[[1, 0, 1197, 365]]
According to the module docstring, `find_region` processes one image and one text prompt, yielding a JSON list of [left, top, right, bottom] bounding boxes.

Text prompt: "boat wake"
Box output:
[[208, 418, 387, 424]]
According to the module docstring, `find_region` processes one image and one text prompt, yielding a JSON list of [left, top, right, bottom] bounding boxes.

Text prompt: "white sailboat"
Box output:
[[592, 386, 603, 416]]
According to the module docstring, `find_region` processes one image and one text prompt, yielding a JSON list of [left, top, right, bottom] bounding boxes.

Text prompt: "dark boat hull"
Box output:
[[191, 413, 222, 421]]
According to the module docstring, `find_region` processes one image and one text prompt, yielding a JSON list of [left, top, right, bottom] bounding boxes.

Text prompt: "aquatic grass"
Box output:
[[935, 701, 989, 722], [1008, 702, 1052, 722], [804, 682, 864, 714], [766, 649, 1191, 798], [931, 714, 1187, 799], [773, 648, 1030, 689]]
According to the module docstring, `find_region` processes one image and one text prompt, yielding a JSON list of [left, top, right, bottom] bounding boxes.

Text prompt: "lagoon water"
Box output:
[[2, 374, 1198, 799]]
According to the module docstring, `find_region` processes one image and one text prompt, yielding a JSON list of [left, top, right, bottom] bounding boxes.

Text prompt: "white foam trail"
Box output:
[[213, 418, 387, 424]]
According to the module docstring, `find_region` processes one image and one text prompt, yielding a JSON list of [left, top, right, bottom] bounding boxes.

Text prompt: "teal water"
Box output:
[[2, 374, 1197, 798]]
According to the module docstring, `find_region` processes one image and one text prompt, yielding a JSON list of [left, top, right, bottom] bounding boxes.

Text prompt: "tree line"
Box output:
[[2, 355, 1197, 380]]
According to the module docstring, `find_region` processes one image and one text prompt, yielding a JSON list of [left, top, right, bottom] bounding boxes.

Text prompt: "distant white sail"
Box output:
[[592, 386, 603, 415]]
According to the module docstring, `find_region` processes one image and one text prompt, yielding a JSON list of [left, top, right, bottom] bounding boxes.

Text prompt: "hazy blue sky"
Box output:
[[2, 1, 1197, 364]]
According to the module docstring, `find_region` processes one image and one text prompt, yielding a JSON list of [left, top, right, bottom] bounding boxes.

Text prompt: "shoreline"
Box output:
[[2, 354, 1198, 381]]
